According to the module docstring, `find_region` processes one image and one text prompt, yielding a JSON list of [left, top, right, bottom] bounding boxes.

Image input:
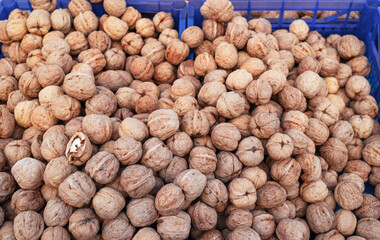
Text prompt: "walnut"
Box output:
[[92, 187, 125, 220], [179, 26, 204, 49], [73, 11, 98, 35], [0, 76, 17, 103], [82, 114, 112, 144], [112, 137, 142, 165], [65, 31, 88, 55], [58, 171, 96, 207], [77, 49, 106, 74], [130, 56, 155, 82], [226, 23, 250, 50], [174, 169, 207, 201], [84, 151, 119, 184], [228, 226, 260, 240], [352, 95, 378, 118], [300, 179, 328, 203], [289, 20, 309, 40], [11, 157, 45, 190], [43, 156, 76, 188], [41, 226, 70, 240], [87, 31, 111, 53], [215, 151, 242, 183], [356, 218, 380, 240], [200, 0, 234, 22], [83, 87, 116, 116], [268, 200, 296, 223], [270, 158, 301, 187], [152, 12, 174, 33], [157, 211, 191, 240], [349, 115, 374, 139], [102, 213, 135, 240], [337, 35, 362, 59], [103, 16, 129, 41], [68, 208, 99, 240], [297, 56, 321, 75], [13, 211, 44, 240], [228, 177, 256, 209], [256, 181, 287, 209], [136, 18, 155, 38], [43, 197, 73, 227], [8, 9, 28, 20], [313, 98, 339, 126], [120, 164, 155, 198], [126, 196, 158, 227], [296, 153, 322, 182], [121, 6, 141, 29], [0, 172, 16, 203], [50, 95, 81, 121], [4, 140, 31, 166], [146, 109, 179, 140], [319, 55, 340, 77], [0, 21, 12, 44], [187, 201, 217, 231], [0, 58, 15, 78], [39, 131, 68, 161], [216, 92, 245, 119], [256, 70, 286, 95], [6, 19, 28, 41], [354, 194, 380, 219], [210, 123, 241, 152], [103, 48, 125, 71], [193, 52, 217, 77], [152, 183, 184, 216], [10, 189, 44, 214], [266, 133, 294, 161], [335, 181, 363, 210], [50, 9, 71, 33], [235, 136, 264, 167], [26, 10, 51, 36], [140, 137, 172, 171], [246, 32, 271, 59], [319, 137, 348, 171], [249, 111, 280, 139], [306, 202, 336, 233], [197, 230, 223, 240], [276, 32, 299, 51], [0, 106, 14, 139], [119, 117, 149, 142], [163, 39, 190, 66], [103, 0, 126, 17]]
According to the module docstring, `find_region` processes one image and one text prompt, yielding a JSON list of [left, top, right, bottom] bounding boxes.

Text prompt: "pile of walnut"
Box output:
[[0, 0, 379, 239]]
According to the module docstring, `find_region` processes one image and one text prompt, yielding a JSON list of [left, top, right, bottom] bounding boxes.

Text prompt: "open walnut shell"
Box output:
[[65, 132, 92, 166]]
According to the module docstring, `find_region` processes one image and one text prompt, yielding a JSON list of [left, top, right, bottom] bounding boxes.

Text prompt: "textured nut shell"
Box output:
[[126, 197, 158, 227], [11, 158, 45, 190], [13, 211, 44, 240], [84, 151, 119, 184], [200, 0, 234, 22], [58, 171, 96, 207], [148, 109, 179, 140], [156, 211, 191, 240], [43, 197, 73, 227], [68, 208, 99, 240], [92, 187, 125, 220], [120, 164, 155, 198], [43, 156, 76, 188]]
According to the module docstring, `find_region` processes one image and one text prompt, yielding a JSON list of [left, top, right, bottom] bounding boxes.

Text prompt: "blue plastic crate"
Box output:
[[188, 0, 380, 118], [187, 0, 380, 210]]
